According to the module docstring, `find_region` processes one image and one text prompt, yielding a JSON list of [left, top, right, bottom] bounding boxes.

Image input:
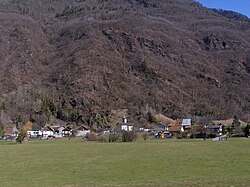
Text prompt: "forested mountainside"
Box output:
[[0, 0, 250, 128]]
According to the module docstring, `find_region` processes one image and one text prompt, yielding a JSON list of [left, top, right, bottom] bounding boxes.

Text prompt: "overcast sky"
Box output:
[[196, 0, 250, 18]]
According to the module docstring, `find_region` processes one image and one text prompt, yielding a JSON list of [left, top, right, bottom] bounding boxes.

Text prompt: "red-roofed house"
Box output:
[[75, 125, 90, 137]]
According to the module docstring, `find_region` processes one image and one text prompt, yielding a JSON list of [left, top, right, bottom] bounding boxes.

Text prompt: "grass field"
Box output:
[[0, 138, 249, 187]]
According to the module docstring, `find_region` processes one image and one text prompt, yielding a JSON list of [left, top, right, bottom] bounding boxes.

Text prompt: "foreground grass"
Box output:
[[0, 138, 249, 187]]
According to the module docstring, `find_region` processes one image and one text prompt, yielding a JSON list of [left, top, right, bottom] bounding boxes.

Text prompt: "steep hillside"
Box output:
[[0, 0, 249, 127]]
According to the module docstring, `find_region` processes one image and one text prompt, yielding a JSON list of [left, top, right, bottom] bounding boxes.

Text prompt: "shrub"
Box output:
[[142, 132, 149, 140], [176, 134, 183, 139], [122, 130, 137, 142], [108, 133, 120, 142], [98, 134, 109, 142], [86, 132, 97, 141], [16, 130, 27, 144], [0, 130, 5, 137]]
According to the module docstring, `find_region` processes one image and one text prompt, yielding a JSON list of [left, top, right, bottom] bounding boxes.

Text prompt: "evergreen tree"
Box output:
[[232, 115, 240, 128]]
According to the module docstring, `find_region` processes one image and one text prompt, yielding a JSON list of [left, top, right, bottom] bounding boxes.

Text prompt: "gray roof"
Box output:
[[32, 125, 42, 131]]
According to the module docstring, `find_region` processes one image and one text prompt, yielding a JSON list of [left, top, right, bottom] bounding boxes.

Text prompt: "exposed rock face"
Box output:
[[0, 0, 249, 122]]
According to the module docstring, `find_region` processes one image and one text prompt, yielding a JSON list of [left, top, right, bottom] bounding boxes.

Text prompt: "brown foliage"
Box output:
[[86, 132, 98, 141], [0, 0, 249, 123]]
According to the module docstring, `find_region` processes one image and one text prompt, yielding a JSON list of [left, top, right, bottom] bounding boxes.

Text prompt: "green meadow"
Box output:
[[0, 138, 249, 187]]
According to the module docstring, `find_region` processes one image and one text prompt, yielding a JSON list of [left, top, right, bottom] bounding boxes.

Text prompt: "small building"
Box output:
[[3, 124, 18, 138], [182, 119, 192, 126], [154, 122, 167, 132], [62, 126, 72, 137], [207, 125, 224, 136], [169, 119, 182, 126], [27, 125, 42, 138], [168, 125, 184, 134], [42, 126, 54, 139], [124, 123, 134, 131], [53, 126, 65, 138], [114, 116, 136, 133], [136, 126, 149, 132], [75, 125, 90, 137]]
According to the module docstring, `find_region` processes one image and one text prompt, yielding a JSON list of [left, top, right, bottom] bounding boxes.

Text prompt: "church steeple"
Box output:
[[122, 115, 127, 123]]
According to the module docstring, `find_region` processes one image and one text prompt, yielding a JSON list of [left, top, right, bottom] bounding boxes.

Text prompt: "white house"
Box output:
[[121, 124, 134, 131], [27, 125, 43, 138], [62, 126, 72, 137], [75, 125, 90, 137], [42, 126, 54, 139], [181, 119, 192, 126], [114, 116, 136, 132], [53, 126, 65, 138]]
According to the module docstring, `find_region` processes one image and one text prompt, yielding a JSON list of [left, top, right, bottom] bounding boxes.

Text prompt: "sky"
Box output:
[[196, 0, 250, 18]]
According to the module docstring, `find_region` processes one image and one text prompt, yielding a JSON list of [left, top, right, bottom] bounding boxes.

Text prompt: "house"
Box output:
[[143, 128, 152, 132], [169, 119, 182, 126], [136, 126, 145, 132], [62, 126, 72, 137], [3, 124, 18, 138], [133, 124, 147, 132], [135, 126, 151, 132], [42, 126, 54, 139], [53, 125, 65, 138], [207, 125, 224, 137], [114, 116, 136, 133], [154, 122, 167, 132], [27, 124, 42, 138], [75, 125, 90, 137], [168, 125, 184, 135], [114, 123, 135, 132], [182, 119, 192, 126]]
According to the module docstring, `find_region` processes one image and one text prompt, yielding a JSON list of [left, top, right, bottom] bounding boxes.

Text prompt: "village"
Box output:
[[1, 114, 249, 143]]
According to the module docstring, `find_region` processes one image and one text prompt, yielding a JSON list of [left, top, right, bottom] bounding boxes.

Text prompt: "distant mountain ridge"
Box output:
[[211, 9, 250, 24]]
